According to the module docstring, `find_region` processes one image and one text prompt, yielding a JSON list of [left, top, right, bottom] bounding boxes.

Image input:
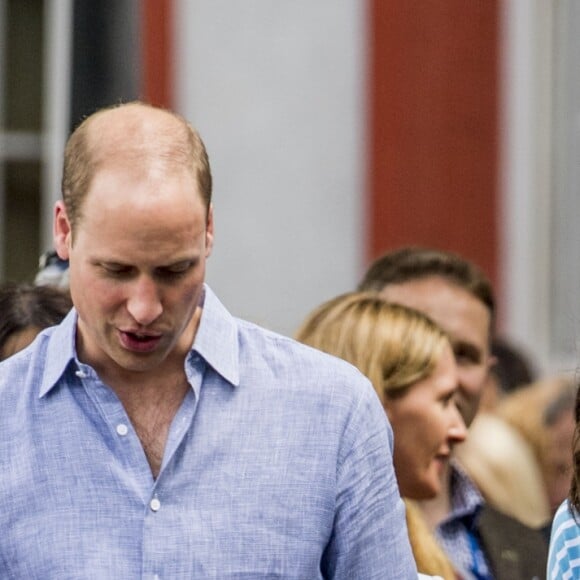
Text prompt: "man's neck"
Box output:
[[109, 366, 191, 479], [418, 461, 453, 531]]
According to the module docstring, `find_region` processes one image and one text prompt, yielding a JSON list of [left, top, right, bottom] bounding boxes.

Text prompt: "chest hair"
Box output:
[[116, 376, 189, 479]]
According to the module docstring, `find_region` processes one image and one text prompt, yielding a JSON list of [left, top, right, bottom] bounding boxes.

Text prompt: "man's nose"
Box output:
[[448, 406, 467, 445], [126, 277, 163, 326]]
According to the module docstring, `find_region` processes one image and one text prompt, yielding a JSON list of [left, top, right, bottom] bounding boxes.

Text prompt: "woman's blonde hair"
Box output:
[[405, 499, 457, 579], [296, 291, 457, 579], [296, 291, 449, 403]]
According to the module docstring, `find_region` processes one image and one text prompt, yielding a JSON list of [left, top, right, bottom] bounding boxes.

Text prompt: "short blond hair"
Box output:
[[296, 292, 449, 404], [62, 101, 212, 235]]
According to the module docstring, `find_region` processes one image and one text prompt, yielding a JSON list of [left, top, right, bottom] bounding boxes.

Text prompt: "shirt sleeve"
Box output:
[[321, 377, 417, 579], [548, 500, 580, 580]]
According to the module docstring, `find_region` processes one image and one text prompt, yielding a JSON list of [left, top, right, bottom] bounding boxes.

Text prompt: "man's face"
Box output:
[[380, 276, 492, 427], [54, 163, 213, 379]]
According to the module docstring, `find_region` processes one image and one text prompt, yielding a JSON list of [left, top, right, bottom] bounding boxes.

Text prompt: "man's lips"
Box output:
[[118, 329, 163, 353]]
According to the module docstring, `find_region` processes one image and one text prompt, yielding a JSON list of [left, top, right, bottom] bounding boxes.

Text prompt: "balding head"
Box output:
[[62, 102, 212, 236]]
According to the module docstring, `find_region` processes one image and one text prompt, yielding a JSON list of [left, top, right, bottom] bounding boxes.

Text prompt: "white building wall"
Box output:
[[499, 0, 575, 375], [499, 0, 553, 371], [174, 0, 366, 337]]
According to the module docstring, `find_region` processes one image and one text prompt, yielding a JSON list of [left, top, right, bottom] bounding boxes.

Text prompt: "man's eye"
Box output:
[[554, 462, 571, 476], [453, 347, 480, 365], [102, 265, 131, 276], [157, 266, 191, 279], [441, 391, 455, 407]]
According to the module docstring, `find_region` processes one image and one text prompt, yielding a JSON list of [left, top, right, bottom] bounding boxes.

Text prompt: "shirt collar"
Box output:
[[191, 284, 240, 387], [38, 284, 240, 398], [444, 460, 485, 524], [39, 308, 79, 398]]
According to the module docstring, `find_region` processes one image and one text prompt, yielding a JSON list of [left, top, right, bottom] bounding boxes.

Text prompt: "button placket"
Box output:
[[116, 423, 129, 436], [150, 497, 161, 512]]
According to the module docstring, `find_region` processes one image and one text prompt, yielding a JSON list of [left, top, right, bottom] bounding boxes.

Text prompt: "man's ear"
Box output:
[[486, 352, 497, 376], [205, 204, 214, 258], [53, 201, 72, 260]]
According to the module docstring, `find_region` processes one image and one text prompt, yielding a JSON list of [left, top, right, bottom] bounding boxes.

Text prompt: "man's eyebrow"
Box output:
[[159, 257, 199, 268], [90, 258, 129, 266], [151, 259, 201, 274], [451, 340, 482, 358]]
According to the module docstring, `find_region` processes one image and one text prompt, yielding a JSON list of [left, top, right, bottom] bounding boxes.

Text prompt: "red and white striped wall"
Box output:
[[142, 0, 556, 372]]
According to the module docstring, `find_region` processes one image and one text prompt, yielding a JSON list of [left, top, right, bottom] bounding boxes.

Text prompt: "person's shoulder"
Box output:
[[479, 503, 544, 533], [238, 316, 367, 378], [0, 340, 37, 377], [0, 327, 56, 395], [0, 342, 39, 407], [548, 500, 580, 577], [551, 499, 579, 542], [479, 504, 548, 556], [553, 498, 575, 523], [200, 289, 377, 404], [231, 319, 393, 452], [477, 504, 548, 577]]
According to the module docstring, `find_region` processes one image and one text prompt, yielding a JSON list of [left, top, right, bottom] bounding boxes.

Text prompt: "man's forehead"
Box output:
[[89, 103, 178, 135], [87, 105, 186, 164], [379, 276, 491, 346]]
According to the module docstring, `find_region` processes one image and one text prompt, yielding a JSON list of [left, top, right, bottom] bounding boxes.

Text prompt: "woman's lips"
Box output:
[[433, 453, 450, 473]]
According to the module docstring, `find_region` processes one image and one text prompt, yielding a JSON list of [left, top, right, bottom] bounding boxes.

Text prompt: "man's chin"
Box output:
[[456, 401, 477, 428], [109, 349, 168, 374]]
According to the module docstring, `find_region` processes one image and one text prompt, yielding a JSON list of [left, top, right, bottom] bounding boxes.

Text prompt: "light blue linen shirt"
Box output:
[[0, 285, 416, 579]]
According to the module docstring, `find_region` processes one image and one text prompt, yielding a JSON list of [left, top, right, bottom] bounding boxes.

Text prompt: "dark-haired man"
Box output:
[[360, 247, 547, 580]]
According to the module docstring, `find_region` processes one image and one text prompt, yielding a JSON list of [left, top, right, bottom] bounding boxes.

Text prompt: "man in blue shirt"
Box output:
[[0, 102, 416, 578]]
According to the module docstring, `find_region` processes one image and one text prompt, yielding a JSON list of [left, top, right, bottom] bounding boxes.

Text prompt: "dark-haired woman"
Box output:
[[547, 383, 580, 577]]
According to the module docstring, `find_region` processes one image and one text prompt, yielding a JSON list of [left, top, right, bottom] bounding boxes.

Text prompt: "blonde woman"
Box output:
[[297, 292, 467, 579]]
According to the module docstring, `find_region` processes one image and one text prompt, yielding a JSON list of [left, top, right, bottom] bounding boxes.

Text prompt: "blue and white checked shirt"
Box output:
[[548, 500, 580, 580], [435, 462, 490, 580], [0, 285, 416, 579]]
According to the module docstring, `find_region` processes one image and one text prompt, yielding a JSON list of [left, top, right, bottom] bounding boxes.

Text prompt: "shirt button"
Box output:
[[150, 498, 161, 512], [116, 424, 129, 436]]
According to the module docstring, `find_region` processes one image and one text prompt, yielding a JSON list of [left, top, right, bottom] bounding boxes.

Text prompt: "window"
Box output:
[[0, 0, 139, 283]]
